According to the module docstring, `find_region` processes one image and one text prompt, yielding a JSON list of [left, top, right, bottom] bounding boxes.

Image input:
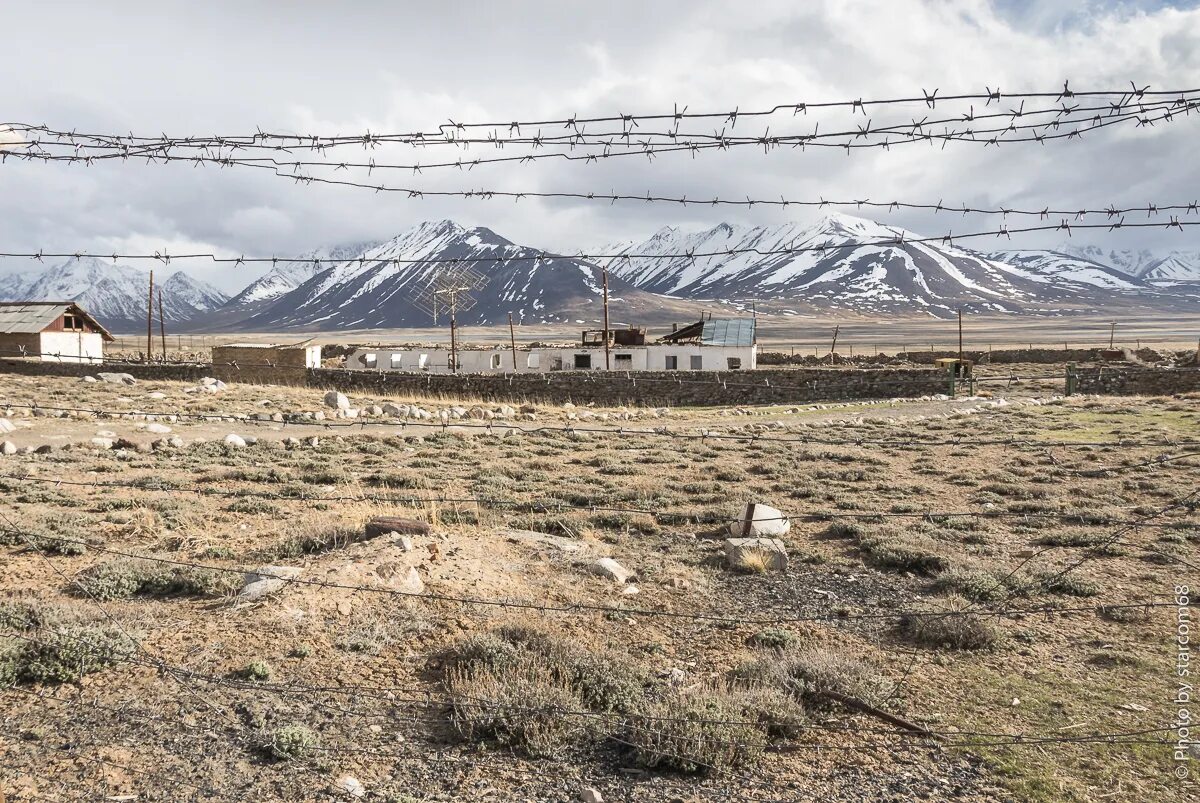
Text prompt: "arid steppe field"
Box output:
[[0, 365, 1197, 803]]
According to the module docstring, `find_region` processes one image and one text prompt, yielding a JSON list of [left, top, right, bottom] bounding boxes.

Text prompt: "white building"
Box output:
[[344, 318, 757, 374], [0, 301, 114, 363]]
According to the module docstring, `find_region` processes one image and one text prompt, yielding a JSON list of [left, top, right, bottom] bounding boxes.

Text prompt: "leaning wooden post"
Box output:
[[508, 312, 519, 372], [146, 270, 154, 359], [829, 324, 840, 361], [602, 270, 611, 371], [157, 288, 167, 359]]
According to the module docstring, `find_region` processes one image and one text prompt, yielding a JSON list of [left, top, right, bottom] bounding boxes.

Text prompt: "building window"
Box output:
[[574, 354, 592, 369], [390, 353, 404, 369], [418, 353, 429, 369], [490, 353, 502, 370], [527, 353, 541, 369], [690, 355, 703, 370], [665, 355, 678, 370], [727, 357, 742, 370], [361, 353, 377, 368], [614, 353, 633, 368], [62, 313, 83, 331]]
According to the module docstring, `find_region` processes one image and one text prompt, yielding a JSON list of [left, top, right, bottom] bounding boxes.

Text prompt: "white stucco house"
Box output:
[[0, 301, 114, 363], [344, 318, 758, 374]]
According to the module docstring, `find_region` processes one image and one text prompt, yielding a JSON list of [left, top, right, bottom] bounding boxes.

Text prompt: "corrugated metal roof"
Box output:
[[701, 318, 756, 347], [0, 302, 69, 334]]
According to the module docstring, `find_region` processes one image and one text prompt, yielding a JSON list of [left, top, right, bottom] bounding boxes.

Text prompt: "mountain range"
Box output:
[[1, 215, 1197, 331]]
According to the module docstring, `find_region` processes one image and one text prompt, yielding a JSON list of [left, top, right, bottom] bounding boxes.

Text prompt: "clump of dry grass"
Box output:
[[623, 684, 799, 773], [0, 601, 134, 685], [857, 528, 949, 575], [443, 624, 647, 757], [897, 596, 1004, 650], [71, 558, 240, 601], [731, 645, 892, 710]]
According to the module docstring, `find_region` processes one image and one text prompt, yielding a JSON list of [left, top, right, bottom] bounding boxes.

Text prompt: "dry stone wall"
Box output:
[[0, 358, 950, 406]]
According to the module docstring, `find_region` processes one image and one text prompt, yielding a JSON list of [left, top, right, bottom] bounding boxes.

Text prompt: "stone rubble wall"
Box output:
[[0, 358, 953, 406]]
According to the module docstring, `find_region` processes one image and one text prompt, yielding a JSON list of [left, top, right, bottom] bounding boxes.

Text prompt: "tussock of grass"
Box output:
[[444, 625, 647, 758], [858, 529, 948, 575], [898, 596, 1004, 650], [624, 685, 798, 773], [72, 558, 240, 601], [731, 646, 892, 710]]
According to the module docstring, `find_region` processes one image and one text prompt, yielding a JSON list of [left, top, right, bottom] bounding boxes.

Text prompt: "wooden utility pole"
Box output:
[[508, 312, 519, 371], [1108, 321, 1117, 349], [157, 288, 167, 359], [829, 324, 840, 359], [146, 270, 154, 359], [957, 308, 964, 363], [432, 284, 473, 374], [602, 269, 610, 370]]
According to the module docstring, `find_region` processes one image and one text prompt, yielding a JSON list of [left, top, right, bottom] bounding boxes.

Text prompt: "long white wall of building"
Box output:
[[345, 344, 756, 374]]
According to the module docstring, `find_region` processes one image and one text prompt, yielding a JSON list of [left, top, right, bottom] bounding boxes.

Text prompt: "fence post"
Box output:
[[946, 362, 956, 398], [1065, 362, 1077, 396]]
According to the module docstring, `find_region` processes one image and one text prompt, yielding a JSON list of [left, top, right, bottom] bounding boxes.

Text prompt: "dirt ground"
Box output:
[[0, 371, 1197, 803]]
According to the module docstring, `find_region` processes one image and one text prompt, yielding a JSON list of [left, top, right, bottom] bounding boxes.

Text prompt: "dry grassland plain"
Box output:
[[0, 370, 1197, 802]]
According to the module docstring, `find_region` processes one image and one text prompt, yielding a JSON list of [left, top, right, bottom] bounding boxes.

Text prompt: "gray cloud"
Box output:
[[3, 0, 1200, 292]]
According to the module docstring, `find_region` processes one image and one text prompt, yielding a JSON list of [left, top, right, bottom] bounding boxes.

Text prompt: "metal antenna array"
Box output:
[[411, 265, 484, 373]]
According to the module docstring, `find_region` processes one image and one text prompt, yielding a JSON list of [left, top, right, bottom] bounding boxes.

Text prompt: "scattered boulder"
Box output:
[[335, 776, 366, 799], [0, 441, 16, 455], [0, 419, 15, 433], [580, 788, 605, 803], [323, 391, 350, 410], [97, 372, 136, 385], [365, 516, 431, 539], [33, 444, 53, 454], [723, 538, 789, 572], [89, 437, 114, 450], [167, 436, 185, 449], [82, 375, 97, 383], [224, 434, 247, 448], [237, 565, 302, 602], [145, 422, 172, 434], [148, 392, 166, 400], [398, 567, 425, 594], [590, 557, 633, 585], [727, 502, 791, 538]]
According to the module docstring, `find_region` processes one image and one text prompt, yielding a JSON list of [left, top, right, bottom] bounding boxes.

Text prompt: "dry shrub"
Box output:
[[444, 624, 647, 758], [897, 596, 1004, 651], [731, 645, 892, 710], [857, 527, 948, 575], [72, 558, 240, 601], [623, 685, 792, 773]]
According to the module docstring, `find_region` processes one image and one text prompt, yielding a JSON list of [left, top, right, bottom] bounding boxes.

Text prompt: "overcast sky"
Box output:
[[3, 0, 1200, 292]]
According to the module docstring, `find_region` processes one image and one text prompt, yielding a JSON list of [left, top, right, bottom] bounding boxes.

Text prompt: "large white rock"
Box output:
[[0, 419, 15, 434], [97, 372, 136, 386], [323, 391, 349, 410], [0, 441, 16, 455], [146, 423, 172, 434], [224, 433, 247, 448], [590, 557, 633, 585], [236, 565, 302, 601], [727, 502, 791, 538]]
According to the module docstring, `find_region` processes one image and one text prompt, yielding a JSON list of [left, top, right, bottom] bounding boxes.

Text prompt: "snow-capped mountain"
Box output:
[[237, 220, 659, 331], [598, 214, 1173, 317], [225, 241, 382, 308], [1057, 244, 1160, 277], [0, 257, 228, 329], [1136, 251, 1200, 284], [983, 250, 1149, 290]]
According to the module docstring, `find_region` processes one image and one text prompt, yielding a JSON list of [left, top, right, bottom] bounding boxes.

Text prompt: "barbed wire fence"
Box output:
[[2, 83, 1198, 800]]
